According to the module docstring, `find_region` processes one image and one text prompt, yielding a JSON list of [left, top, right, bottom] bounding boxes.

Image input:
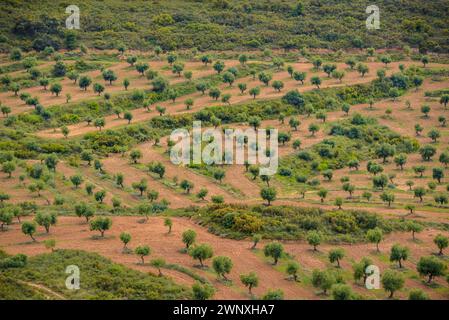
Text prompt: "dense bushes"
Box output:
[[0, 275, 46, 299], [193, 204, 402, 243], [0, 253, 27, 269], [1, 1, 448, 53], [0, 128, 79, 159], [2, 249, 190, 299]]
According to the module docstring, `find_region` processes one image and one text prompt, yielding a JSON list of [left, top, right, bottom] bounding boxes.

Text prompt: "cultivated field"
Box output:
[[1, 44, 449, 300]]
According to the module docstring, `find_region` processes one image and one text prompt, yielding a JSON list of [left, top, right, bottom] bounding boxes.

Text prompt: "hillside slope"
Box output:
[[0, 0, 448, 52]]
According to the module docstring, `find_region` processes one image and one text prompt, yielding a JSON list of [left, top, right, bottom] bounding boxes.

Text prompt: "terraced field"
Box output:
[[1, 46, 449, 300]]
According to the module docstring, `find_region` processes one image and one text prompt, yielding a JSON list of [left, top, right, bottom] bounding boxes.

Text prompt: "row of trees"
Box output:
[[8, 201, 447, 300]]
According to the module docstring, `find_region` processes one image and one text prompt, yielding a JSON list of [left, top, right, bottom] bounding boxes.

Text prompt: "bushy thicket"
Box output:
[[0, 0, 447, 53], [0, 275, 47, 299], [2, 249, 190, 299], [193, 204, 403, 242], [0, 253, 27, 269]]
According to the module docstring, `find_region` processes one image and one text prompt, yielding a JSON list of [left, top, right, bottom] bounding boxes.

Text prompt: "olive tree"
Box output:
[[251, 234, 262, 249], [381, 270, 404, 298], [135, 245, 151, 264], [260, 186, 276, 206], [263, 242, 284, 265], [328, 248, 345, 268], [406, 221, 423, 240], [286, 261, 300, 281], [70, 174, 84, 189], [164, 218, 173, 234], [75, 202, 95, 222], [417, 256, 446, 283], [22, 221, 37, 242], [189, 243, 213, 267], [433, 234, 448, 255], [120, 232, 131, 250], [240, 272, 259, 294], [182, 229, 197, 249], [389, 244, 409, 268], [35, 212, 57, 233], [212, 256, 233, 280], [307, 231, 321, 251], [89, 216, 112, 237], [366, 228, 383, 252], [311, 269, 336, 295]]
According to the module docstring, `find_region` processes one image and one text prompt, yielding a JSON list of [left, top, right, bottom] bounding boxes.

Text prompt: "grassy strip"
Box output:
[[164, 263, 212, 285], [1, 249, 191, 300]]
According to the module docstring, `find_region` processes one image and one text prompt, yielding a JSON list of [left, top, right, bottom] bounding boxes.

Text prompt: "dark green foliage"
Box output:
[[0, 253, 27, 269], [4, 1, 448, 52], [1, 250, 189, 299], [193, 204, 401, 242], [0, 274, 46, 299]]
